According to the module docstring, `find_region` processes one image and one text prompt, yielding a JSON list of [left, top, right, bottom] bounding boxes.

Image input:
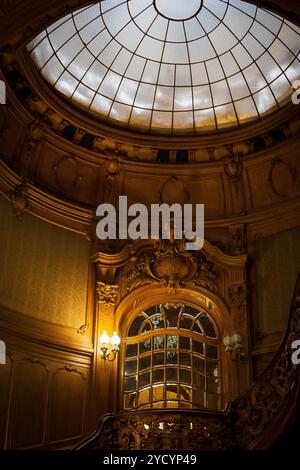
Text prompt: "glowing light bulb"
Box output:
[[100, 331, 109, 345], [110, 331, 121, 347]]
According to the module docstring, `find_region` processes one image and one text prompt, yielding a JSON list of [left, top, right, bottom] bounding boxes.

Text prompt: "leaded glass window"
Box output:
[[123, 303, 221, 410]]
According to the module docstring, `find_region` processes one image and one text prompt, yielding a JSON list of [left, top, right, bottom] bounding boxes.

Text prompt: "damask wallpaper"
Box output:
[[254, 225, 300, 334], [0, 196, 90, 328]]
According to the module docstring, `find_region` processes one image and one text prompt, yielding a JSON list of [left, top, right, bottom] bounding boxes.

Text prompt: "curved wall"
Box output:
[[0, 196, 90, 328]]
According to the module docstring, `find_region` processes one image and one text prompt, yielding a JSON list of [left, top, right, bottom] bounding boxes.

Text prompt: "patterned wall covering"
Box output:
[[0, 196, 90, 328], [254, 225, 300, 334]]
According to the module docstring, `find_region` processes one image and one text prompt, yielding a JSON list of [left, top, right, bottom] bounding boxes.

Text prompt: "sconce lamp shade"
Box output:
[[223, 336, 233, 347], [100, 331, 110, 346], [111, 332, 121, 347]]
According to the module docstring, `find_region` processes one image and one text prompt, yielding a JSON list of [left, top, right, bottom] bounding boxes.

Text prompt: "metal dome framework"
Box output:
[[27, 0, 300, 135]]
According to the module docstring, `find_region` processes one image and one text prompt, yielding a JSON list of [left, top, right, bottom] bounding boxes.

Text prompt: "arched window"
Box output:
[[123, 303, 221, 411]]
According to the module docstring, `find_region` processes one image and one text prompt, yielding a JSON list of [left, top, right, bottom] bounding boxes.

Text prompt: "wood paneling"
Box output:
[[12, 359, 48, 448], [0, 332, 91, 449], [0, 196, 90, 329], [49, 369, 86, 443], [0, 355, 12, 449]]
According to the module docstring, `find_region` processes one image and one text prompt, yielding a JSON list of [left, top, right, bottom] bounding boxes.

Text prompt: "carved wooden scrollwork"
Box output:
[[97, 282, 119, 308], [77, 324, 90, 336], [11, 179, 29, 219], [76, 275, 300, 451], [224, 153, 243, 198], [232, 281, 300, 448], [122, 238, 220, 295], [77, 411, 234, 451], [227, 283, 248, 309]]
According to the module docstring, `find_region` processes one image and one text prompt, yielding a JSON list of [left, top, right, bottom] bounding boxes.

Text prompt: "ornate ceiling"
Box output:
[[27, 0, 300, 135]]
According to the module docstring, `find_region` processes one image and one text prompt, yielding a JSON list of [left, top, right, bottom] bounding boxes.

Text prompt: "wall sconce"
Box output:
[[99, 331, 121, 361], [223, 334, 246, 361]]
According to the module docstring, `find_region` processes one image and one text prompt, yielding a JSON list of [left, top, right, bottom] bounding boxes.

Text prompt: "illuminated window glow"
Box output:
[[123, 303, 221, 410]]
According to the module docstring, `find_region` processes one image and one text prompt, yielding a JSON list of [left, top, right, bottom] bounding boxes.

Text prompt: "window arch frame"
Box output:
[[115, 286, 229, 412]]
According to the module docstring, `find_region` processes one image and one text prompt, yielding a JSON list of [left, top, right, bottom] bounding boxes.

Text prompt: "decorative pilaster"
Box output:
[[97, 282, 119, 309]]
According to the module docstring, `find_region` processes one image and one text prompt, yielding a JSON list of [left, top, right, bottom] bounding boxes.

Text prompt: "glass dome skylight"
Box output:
[[27, 0, 300, 135]]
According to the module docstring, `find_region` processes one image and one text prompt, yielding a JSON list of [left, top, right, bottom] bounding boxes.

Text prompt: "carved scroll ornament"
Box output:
[[122, 239, 220, 295], [75, 277, 300, 451], [97, 282, 119, 308]]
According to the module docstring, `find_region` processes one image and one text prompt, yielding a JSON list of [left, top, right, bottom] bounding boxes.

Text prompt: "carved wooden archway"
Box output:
[[92, 238, 250, 418]]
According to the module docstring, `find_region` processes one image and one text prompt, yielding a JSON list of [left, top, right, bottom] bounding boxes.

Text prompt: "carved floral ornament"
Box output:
[[227, 283, 248, 309], [97, 281, 119, 308], [122, 238, 221, 295], [77, 279, 300, 450], [11, 179, 29, 219]]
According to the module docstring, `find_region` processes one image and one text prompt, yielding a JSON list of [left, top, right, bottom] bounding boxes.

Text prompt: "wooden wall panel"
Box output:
[[0, 196, 90, 329], [252, 226, 300, 336], [124, 173, 162, 207], [12, 359, 48, 448], [0, 355, 13, 449], [35, 141, 101, 206], [0, 108, 26, 165], [189, 176, 225, 218], [250, 225, 300, 378], [48, 369, 86, 443], [0, 334, 91, 449]]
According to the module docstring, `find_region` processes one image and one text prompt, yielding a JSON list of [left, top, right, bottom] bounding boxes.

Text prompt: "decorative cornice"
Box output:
[[0, 159, 94, 236], [1, 158, 300, 243], [0, 303, 94, 359], [0, 46, 299, 162]]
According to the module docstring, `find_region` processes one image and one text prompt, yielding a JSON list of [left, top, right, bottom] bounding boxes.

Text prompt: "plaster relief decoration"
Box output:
[[104, 149, 121, 205], [77, 324, 90, 336], [268, 158, 298, 198], [123, 237, 220, 295], [158, 176, 190, 206], [224, 152, 243, 198], [192, 252, 220, 293], [97, 281, 119, 308], [22, 122, 45, 177], [227, 283, 248, 326], [52, 155, 82, 197], [11, 179, 29, 219], [77, 277, 300, 451], [219, 225, 247, 256]]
